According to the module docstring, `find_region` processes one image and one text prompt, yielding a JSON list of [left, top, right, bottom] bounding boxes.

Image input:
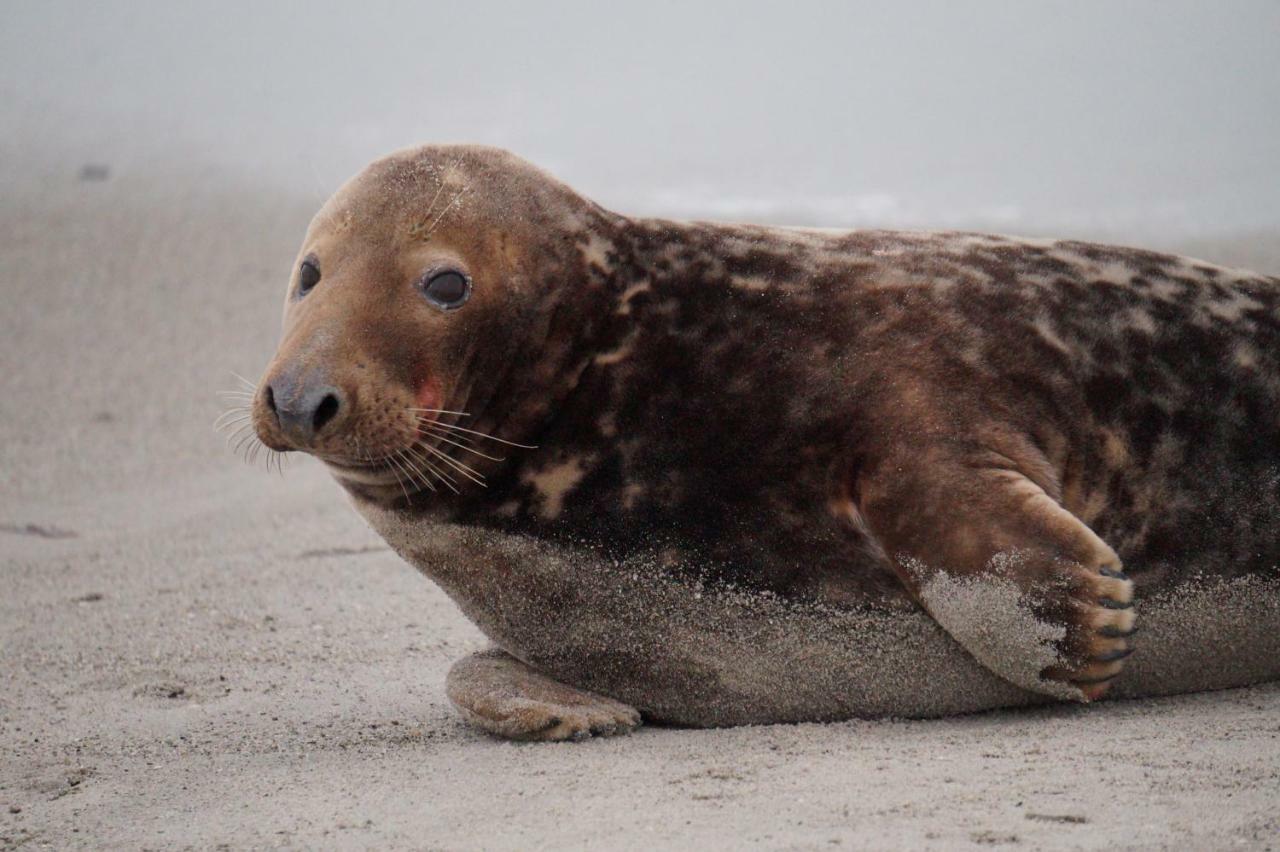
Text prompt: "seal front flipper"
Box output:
[[446, 648, 642, 741], [856, 446, 1136, 701]]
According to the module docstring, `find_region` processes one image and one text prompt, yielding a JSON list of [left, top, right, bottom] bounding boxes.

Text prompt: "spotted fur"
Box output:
[[454, 218, 1280, 598]]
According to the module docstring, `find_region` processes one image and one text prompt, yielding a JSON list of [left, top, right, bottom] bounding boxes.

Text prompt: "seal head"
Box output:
[[252, 146, 614, 502]]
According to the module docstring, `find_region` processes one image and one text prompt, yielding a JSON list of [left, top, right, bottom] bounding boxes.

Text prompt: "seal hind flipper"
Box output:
[[857, 447, 1136, 701], [446, 647, 642, 741]]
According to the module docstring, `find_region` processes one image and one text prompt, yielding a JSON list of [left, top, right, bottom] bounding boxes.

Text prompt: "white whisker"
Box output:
[[394, 446, 435, 493], [424, 430, 504, 462], [230, 371, 257, 391], [224, 425, 254, 447], [385, 452, 414, 503], [404, 445, 458, 493], [232, 430, 257, 455], [406, 408, 471, 417], [397, 447, 440, 493], [424, 420, 537, 449], [214, 410, 251, 430], [421, 443, 486, 487]]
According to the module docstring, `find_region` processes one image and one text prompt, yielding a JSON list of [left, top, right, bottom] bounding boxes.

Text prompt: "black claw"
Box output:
[[1098, 625, 1139, 638], [1099, 567, 1129, 580], [1093, 647, 1135, 662], [1099, 597, 1133, 610]]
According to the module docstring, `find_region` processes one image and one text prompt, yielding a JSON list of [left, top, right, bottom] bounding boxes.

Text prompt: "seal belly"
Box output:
[[357, 503, 1280, 725]]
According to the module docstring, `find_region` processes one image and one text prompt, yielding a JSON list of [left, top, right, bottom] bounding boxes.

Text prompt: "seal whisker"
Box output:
[[393, 448, 437, 494], [389, 453, 416, 501], [410, 441, 475, 488], [237, 432, 267, 469], [224, 422, 253, 445], [215, 416, 250, 434], [421, 428, 505, 462], [230, 371, 258, 392], [391, 445, 434, 491], [214, 409, 252, 430], [406, 408, 471, 417], [420, 442, 487, 487], [384, 452, 414, 503], [232, 429, 258, 458], [425, 427, 474, 447], [402, 445, 454, 493], [423, 420, 538, 450], [403, 443, 456, 482], [399, 449, 440, 496]]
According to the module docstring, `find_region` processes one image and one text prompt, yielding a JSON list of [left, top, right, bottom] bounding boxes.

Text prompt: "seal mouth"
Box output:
[[321, 455, 405, 486]]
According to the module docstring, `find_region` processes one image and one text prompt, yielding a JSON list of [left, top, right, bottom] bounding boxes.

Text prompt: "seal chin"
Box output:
[[322, 456, 404, 488]]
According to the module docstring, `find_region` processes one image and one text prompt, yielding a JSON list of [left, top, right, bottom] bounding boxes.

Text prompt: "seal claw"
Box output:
[[1037, 559, 1137, 700]]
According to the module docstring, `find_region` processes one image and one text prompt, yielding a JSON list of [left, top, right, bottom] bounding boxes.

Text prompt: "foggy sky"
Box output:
[[3, 0, 1278, 236]]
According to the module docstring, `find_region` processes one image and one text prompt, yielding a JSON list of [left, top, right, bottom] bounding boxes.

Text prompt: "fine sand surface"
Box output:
[[3, 167, 1280, 851]]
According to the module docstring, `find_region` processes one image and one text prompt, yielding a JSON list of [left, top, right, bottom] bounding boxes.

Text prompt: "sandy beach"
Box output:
[[4, 2, 1280, 848]]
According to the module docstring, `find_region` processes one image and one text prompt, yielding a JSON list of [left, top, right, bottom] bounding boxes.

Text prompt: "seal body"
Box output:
[[420, 223, 1280, 597], [251, 145, 1280, 737]]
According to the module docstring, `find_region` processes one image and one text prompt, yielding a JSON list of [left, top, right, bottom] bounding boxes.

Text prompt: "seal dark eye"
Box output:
[[421, 270, 471, 310], [297, 257, 321, 297]]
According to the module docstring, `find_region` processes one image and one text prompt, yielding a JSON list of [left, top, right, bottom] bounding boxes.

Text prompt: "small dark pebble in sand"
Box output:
[[971, 830, 1019, 845], [78, 164, 110, 181], [1026, 813, 1088, 824], [8, 806, 20, 814], [0, 523, 77, 540], [72, 593, 104, 604], [297, 545, 388, 559]]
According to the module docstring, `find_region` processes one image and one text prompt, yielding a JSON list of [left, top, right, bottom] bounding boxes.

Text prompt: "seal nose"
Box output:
[[265, 374, 346, 447]]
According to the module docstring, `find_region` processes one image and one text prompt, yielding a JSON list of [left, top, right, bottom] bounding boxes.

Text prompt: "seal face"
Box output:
[[250, 144, 1280, 736]]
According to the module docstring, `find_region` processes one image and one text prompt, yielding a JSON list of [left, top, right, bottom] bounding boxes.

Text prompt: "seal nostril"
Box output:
[[312, 393, 340, 433], [265, 385, 277, 414]]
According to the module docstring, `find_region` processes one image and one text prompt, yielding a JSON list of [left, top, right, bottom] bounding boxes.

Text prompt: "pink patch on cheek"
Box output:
[[414, 377, 442, 422]]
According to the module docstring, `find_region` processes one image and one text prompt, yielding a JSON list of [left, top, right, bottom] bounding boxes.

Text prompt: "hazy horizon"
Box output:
[[3, 1, 1279, 238]]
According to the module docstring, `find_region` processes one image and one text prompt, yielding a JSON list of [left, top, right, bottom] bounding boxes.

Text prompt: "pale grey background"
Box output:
[[4, 0, 1279, 236]]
